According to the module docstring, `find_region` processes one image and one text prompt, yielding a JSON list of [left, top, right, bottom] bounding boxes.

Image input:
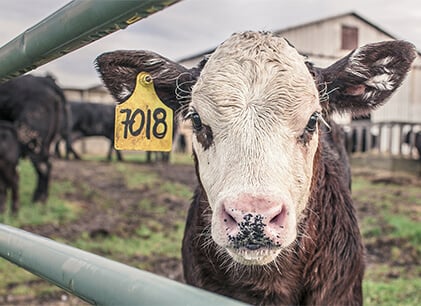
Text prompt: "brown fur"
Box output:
[[182, 122, 364, 305]]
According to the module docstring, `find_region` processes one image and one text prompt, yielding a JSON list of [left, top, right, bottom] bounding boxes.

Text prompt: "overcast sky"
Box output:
[[0, 0, 420, 88]]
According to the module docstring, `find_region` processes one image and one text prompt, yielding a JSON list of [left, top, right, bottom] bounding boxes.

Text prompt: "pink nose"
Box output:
[[221, 195, 289, 249]]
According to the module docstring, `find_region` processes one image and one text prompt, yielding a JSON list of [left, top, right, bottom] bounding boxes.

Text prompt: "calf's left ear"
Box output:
[[95, 50, 202, 112], [315, 40, 417, 115]]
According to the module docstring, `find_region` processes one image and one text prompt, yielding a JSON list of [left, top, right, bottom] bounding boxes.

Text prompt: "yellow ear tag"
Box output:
[[114, 72, 173, 151]]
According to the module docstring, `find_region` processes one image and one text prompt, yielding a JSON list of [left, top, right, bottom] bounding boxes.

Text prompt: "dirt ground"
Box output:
[[22, 159, 196, 244], [3, 157, 421, 305]]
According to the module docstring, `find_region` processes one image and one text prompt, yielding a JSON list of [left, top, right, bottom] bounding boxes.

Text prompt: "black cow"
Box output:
[[405, 130, 421, 160], [0, 121, 19, 213], [54, 101, 122, 161], [0, 74, 67, 203]]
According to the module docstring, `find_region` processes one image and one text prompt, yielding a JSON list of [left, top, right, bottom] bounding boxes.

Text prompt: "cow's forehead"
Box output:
[[212, 31, 301, 61], [191, 32, 320, 128]]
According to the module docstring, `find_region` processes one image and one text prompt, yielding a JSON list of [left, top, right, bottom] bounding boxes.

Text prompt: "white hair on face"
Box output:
[[192, 32, 319, 135], [190, 32, 322, 238]]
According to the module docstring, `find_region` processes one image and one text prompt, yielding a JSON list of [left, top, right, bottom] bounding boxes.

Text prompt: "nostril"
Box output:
[[269, 207, 287, 229], [223, 208, 238, 227]]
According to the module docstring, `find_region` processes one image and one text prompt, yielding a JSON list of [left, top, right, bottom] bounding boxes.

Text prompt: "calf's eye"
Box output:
[[191, 112, 203, 131], [305, 112, 319, 133]]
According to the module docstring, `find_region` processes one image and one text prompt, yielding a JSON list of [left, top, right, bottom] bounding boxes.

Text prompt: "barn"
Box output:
[[179, 12, 421, 160]]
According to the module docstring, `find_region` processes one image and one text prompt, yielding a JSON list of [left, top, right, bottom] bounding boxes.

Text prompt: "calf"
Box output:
[[0, 121, 19, 214], [54, 101, 122, 161], [96, 32, 415, 305], [0, 74, 67, 203]]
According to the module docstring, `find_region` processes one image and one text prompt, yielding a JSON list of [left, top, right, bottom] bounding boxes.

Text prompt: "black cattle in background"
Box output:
[[404, 130, 421, 160], [54, 101, 122, 161], [146, 151, 170, 163], [145, 118, 179, 164], [0, 74, 68, 203], [0, 121, 20, 213], [345, 127, 378, 154]]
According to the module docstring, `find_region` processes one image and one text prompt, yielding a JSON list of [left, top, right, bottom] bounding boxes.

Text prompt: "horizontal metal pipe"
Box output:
[[0, 0, 181, 83], [0, 224, 246, 305]]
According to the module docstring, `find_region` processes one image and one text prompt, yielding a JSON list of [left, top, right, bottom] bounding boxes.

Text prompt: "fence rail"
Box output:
[[0, 224, 246, 305], [0, 0, 181, 83], [344, 121, 421, 159]]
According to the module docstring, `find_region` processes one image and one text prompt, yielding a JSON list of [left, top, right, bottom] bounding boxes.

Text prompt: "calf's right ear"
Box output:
[[95, 50, 200, 111], [315, 40, 417, 116]]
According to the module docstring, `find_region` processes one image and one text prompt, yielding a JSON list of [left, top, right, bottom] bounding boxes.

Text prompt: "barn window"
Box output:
[[341, 25, 358, 50]]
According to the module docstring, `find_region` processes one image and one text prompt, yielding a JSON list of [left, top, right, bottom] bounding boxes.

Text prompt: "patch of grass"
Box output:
[[364, 277, 421, 306], [70, 197, 186, 268], [159, 182, 192, 199], [352, 176, 369, 192], [0, 260, 37, 295], [116, 152, 149, 163], [171, 153, 194, 165], [73, 220, 185, 260], [365, 262, 421, 282], [115, 163, 159, 189], [353, 173, 421, 306], [0, 260, 74, 303], [0, 259, 66, 298], [384, 214, 421, 250], [0, 160, 80, 227], [360, 216, 383, 238], [84, 151, 195, 165], [138, 198, 167, 215]]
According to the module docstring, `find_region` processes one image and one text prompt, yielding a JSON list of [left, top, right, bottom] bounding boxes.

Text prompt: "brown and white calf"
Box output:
[[96, 32, 415, 305]]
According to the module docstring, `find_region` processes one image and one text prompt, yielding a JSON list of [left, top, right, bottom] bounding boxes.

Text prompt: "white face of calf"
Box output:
[[96, 31, 416, 266], [189, 33, 321, 264]]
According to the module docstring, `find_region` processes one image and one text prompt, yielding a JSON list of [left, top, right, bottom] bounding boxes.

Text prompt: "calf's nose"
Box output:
[[221, 195, 289, 247]]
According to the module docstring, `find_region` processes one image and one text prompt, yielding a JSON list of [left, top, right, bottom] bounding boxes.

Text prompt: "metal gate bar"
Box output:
[[0, 0, 181, 83], [0, 224, 246, 305]]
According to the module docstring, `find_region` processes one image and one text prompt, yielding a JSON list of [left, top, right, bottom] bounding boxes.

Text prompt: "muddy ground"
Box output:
[[3, 157, 421, 305]]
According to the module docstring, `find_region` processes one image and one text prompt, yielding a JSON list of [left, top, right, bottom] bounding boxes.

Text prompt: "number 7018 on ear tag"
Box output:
[[114, 72, 173, 152]]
